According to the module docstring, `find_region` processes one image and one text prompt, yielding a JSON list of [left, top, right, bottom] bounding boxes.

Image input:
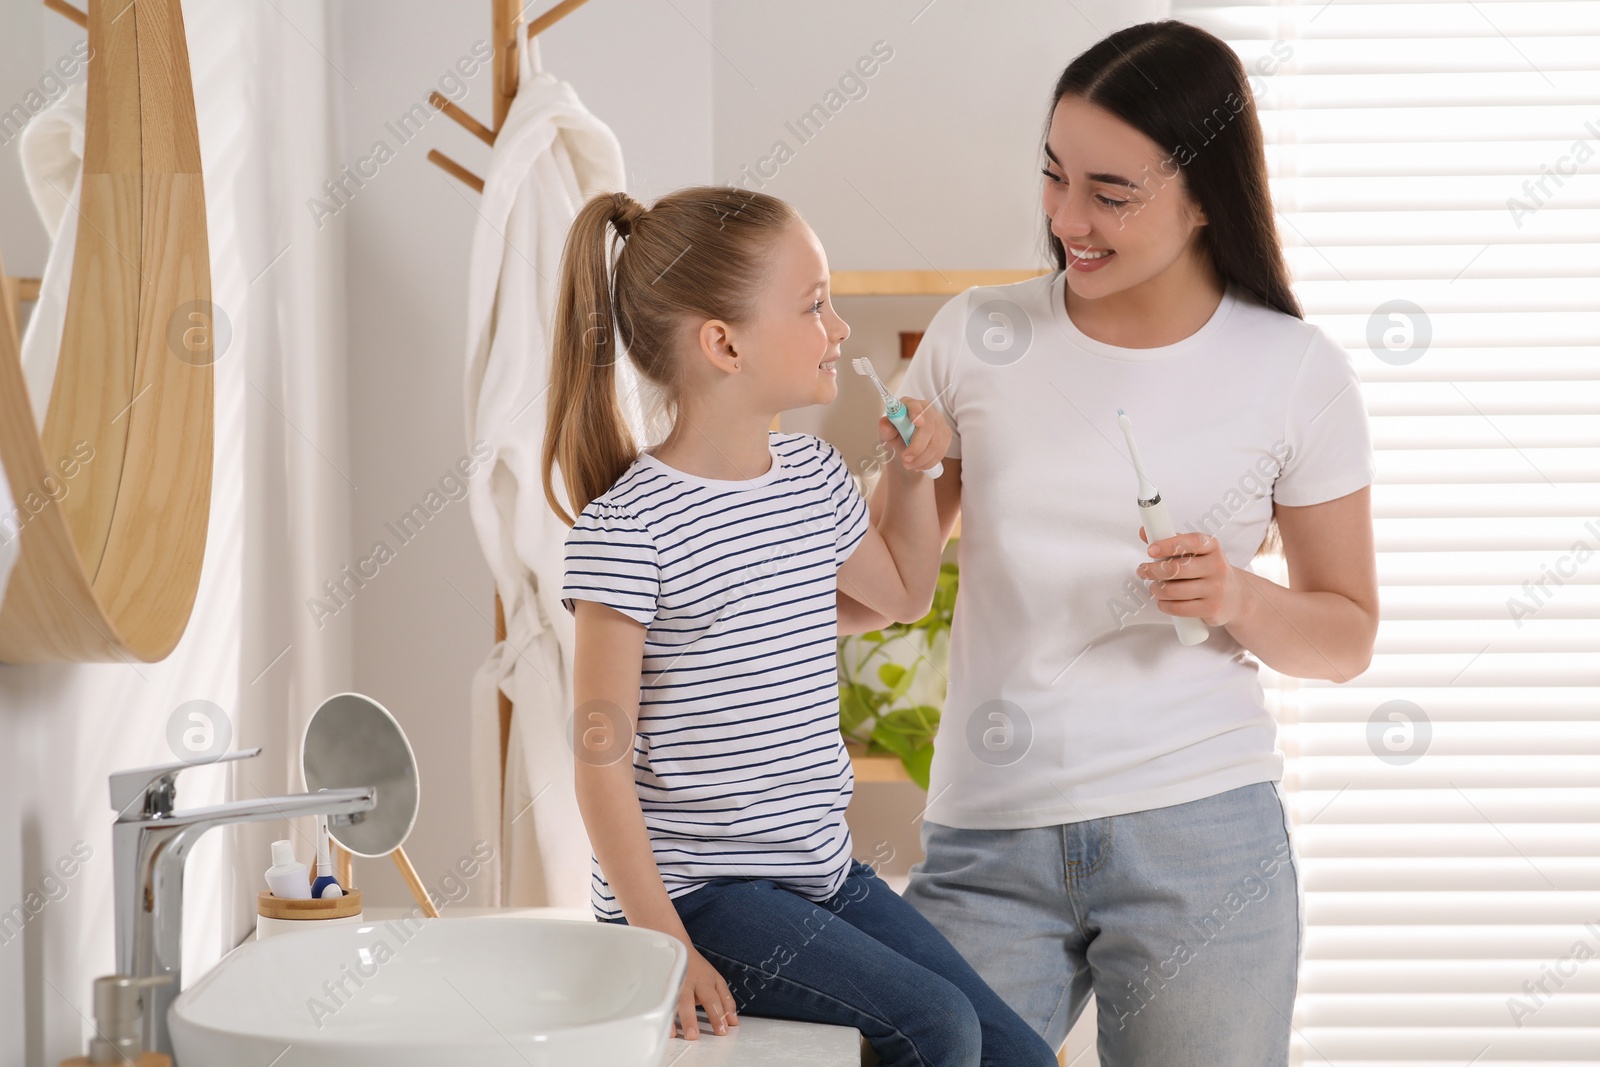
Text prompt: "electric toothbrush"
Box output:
[[850, 357, 942, 479], [1117, 408, 1209, 646], [311, 814, 344, 899]]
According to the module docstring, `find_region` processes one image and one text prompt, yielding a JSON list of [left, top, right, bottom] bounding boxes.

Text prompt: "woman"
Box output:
[[839, 20, 1378, 1065]]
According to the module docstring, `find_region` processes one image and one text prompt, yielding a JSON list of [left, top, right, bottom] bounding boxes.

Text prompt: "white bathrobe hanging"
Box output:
[[16, 79, 87, 427], [463, 37, 665, 910]]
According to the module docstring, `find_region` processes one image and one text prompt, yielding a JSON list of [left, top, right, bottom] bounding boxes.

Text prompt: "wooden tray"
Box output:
[[257, 887, 362, 921]]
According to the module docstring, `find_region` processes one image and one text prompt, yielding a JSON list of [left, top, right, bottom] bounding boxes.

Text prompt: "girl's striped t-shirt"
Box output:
[[560, 431, 871, 920]]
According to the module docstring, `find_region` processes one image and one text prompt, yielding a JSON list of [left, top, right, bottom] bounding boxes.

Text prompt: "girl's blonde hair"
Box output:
[[541, 186, 801, 526]]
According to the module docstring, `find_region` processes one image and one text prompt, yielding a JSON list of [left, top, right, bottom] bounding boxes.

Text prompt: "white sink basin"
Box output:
[[169, 917, 687, 1066]]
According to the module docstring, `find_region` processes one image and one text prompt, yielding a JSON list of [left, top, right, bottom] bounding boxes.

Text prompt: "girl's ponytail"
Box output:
[[543, 193, 644, 526]]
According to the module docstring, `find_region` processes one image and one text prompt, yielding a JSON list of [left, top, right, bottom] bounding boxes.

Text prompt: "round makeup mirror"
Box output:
[[302, 692, 419, 856], [301, 692, 437, 916]]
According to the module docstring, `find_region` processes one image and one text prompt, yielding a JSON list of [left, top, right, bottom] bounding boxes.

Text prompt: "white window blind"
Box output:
[[1169, 2, 1600, 1061]]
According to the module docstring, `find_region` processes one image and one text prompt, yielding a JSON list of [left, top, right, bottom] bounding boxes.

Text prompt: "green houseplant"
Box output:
[[837, 554, 958, 789]]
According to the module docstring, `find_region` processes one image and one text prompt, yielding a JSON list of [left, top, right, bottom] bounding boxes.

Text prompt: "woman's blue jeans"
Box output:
[[902, 779, 1304, 1065], [604, 858, 1059, 1066]]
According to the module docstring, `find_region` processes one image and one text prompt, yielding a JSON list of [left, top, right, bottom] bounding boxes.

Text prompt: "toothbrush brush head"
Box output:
[[850, 357, 896, 406]]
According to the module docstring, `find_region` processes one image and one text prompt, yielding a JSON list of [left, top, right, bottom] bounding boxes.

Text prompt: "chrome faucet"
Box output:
[[109, 747, 375, 1061]]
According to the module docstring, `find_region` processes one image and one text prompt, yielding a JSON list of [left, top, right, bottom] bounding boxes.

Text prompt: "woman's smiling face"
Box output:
[[1041, 95, 1210, 297]]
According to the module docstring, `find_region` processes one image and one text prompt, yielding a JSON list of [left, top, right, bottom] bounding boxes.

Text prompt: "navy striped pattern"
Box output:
[[561, 432, 870, 919]]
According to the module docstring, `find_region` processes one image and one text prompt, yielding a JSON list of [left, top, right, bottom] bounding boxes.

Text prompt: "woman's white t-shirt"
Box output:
[[897, 272, 1374, 829]]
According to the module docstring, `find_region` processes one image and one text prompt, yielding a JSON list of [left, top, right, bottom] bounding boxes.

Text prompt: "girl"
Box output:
[[844, 21, 1379, 1066], [543, 185, 1060, 1067]]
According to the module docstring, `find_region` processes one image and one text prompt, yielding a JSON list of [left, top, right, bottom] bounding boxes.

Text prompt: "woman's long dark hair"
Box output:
[[1044, 20, 1302, 321]]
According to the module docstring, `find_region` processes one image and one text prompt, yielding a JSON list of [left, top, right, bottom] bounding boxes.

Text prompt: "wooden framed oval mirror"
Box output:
[[0, 0, 214, 663]]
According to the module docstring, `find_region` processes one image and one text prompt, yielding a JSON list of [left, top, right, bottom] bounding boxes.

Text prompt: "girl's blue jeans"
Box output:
[[603, 857, 1058, 1066], [902, 779, 1304, 1066]]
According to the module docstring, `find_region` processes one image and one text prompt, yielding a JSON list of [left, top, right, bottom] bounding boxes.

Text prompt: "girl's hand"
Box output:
[[879, 397, 951, 475], [671, 947, 740, 1041], [1137, 528, 1249, 628]]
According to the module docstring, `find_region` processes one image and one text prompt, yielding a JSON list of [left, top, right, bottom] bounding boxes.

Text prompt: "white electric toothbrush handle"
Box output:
[[1138, 497, 1210, 645], [885, 405, 943, 479]]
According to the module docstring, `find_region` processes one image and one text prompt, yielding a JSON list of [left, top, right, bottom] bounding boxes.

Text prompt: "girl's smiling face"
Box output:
[[739, 219, 850, 411], [1042, 95, 1210, 297]]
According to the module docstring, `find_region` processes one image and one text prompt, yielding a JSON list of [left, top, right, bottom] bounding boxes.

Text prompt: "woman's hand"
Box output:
[[1137, 528, 1250, 628], [671, 946, 740, 1041], [879, 397, 951, 475]]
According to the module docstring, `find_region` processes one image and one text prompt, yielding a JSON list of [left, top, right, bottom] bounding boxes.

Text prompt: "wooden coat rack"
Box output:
[[426, 0, 593, 194]]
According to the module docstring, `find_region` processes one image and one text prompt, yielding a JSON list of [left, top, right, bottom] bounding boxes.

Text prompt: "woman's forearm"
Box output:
[[575, 761, 690, 941], [1221, 569, 1377, 682]]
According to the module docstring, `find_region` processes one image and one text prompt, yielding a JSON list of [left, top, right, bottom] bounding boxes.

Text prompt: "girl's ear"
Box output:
[[696, 318, 742, 375]]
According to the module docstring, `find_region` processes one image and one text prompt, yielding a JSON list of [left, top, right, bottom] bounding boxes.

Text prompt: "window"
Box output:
[[1172, 1, 1600, 1059]]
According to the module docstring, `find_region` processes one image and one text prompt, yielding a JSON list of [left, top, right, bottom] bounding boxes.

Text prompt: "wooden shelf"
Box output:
[[830, 269, 1048, 297], [845, 739, 912, 783]]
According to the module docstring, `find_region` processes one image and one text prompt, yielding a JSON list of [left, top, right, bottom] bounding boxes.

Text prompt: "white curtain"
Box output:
[[220, 0, 353, 951], [0, 2, 349, 1062]]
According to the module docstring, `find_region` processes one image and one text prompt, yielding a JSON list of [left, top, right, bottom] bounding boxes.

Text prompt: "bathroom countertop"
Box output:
[[663, 1015, 864, 1065], [361, 905, 866, 1065]]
